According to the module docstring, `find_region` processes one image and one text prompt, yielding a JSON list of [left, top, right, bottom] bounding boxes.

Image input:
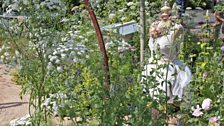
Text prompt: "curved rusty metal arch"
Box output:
[[83, 0, 110, 95]]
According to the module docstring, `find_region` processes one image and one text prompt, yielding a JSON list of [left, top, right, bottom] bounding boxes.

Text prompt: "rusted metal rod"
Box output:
[[83, 0, 110, 93]]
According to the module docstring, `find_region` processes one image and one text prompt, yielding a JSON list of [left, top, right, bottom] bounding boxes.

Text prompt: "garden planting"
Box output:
[[0, 0, 224, 126]]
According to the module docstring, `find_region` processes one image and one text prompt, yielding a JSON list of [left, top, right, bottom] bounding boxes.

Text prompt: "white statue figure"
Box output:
[[142, 2, 192, 102]]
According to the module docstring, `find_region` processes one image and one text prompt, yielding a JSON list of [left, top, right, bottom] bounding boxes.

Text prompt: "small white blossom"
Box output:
[[55, 59, 60, 64], [15, 50, 20, 57], [57, 66, 63, 73], [43, 98, 51, 106], [61, 53, 67, 60], [73, 58, 80, 63], [60, 49, 65, 53], [4, 52, 10, 57], [53, 51, 58, 55], [121, 17, 127, 21], [145, 1, 149, 6], [109, 13, 116, 19], [77, 51, 82, 55], [70, 51, 75, 55], [1, 55, 5, 60], [48, 55, 52, 59], [118, 9, 124, 13], [47, 62, 53, 70], [130, 6, 135, 9], [50, 56, 58, 62], [127, 2, 134, 6], [61, 37, 67, 41], [191, 105, 203, 117]]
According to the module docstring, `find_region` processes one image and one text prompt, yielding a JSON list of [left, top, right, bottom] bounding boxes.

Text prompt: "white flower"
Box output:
[[127, 2, 134, 6], [1, 55, 5, 60], [6, 47, 10, 50], [55, 59, 60, 64], [10, 114, 30, 126], [61, 37, 67, 41], [121, 17, 126, 21], [60, 49, 65, 53], [2, 45, 5, 49], [74, 31, 80, 34], [57, 66, 63, 73], [145, 1, 149, 6], [43, 98, 51, 106], [61, 53, 67, 60], [48, 55, 52, 59], [53, 51, 58, 55], [70, 51, 76, 56], [5, 57, 10, 61], [202, 98, 212, 111], [50, 56, 58, 62], [77, 51, 82, 55], [47, 62, 53, 70], [4, 52, 10, 57], [52, 102, 59, 115], [109, 13, 116, 19], [118, 9, 125, 13], [73, 58, 80, 63], [191, 105, 203, 117], [15, 50, 20, 57], [79, 36, 84, 39], [130, 6, 135, 9]]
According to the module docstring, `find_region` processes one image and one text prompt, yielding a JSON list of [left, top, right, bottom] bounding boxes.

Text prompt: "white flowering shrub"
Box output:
[[46, 31, 88, 72], [0, 43, 21, 63], [10, 114, 31, 126], [92, 0, 163, 25]]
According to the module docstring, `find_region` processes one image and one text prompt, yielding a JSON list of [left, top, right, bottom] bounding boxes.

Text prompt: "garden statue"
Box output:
[[142, 1, 192, 102]]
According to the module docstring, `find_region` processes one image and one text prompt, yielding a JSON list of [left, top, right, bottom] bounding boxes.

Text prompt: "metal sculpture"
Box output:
[[83, 0, 110, 94]]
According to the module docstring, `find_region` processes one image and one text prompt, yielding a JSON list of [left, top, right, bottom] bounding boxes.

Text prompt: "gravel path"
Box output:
[[0, 64, 29, 126]]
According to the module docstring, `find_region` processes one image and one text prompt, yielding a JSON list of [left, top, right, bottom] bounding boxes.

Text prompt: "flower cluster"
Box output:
[[191, 98, 212, 117], [191, 98, 220, 125], [10, 114, 30, 126], [46, 31, 88, 73], [0, 44, 21, 63], [42, 92, 69, 116]]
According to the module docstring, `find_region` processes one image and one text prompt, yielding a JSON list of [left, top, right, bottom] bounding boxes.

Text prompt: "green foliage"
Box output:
[[214, 2, 224, 12], [188, 0, 214, 9], [0, 0, 224, 126]]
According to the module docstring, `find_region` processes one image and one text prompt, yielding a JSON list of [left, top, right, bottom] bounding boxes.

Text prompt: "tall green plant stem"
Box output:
[[165, 62, 169, 126]]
